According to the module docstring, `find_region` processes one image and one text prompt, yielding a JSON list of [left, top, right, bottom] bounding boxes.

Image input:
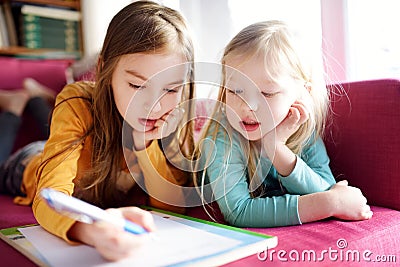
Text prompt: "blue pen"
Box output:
[[40, 188, 148, 235]]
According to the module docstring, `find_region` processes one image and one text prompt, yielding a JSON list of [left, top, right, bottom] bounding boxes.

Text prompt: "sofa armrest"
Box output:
[[0, 57, 74, 151], [324, 79, 400, 210], [0, 57, 73, 91]]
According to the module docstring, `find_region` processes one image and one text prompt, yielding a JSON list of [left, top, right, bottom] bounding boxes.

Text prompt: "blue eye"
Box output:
[[227, 88, 243, 94]]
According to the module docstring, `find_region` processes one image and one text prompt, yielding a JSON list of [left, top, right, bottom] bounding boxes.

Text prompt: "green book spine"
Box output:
[[22, 14, 80, 51]]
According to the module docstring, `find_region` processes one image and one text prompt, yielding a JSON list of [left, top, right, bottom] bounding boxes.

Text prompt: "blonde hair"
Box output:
[[196, 20, 329, 199]]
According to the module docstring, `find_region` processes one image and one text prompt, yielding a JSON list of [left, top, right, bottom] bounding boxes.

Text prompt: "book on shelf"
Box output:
[[2, 1, 18, 46], [21, 4, 81, 21], [22, 15, 80, 51], [0, 46, 80, 59], [20, 4, 81, 53]]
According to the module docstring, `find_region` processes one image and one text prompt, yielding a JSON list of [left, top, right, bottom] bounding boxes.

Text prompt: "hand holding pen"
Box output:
[[40, 188, 156, 261]]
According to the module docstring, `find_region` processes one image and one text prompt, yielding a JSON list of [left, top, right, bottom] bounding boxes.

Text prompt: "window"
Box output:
[[346, 0, 400, 81], [164, 0, 322, 98]]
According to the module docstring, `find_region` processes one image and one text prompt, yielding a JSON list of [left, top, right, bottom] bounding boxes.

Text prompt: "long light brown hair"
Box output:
[[42, 1, 195, 208]]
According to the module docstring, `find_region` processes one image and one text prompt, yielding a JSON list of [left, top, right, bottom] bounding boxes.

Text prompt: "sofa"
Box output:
[[0, 58, 399, 266], [0, 57, 74, 152]]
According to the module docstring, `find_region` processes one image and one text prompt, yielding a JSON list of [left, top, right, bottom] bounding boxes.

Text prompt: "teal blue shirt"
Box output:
[[201, 119, 336, 227]]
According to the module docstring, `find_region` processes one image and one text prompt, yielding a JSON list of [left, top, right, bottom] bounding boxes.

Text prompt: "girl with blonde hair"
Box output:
[[196, 20, 372, 227]]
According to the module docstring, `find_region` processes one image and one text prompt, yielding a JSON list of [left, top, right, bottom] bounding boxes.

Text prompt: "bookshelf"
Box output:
[[8, 0, 80, 10], [0, 0, 83, 59]]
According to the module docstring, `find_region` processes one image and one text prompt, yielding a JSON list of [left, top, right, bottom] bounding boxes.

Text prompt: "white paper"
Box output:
[[20, 214, 241, 267]]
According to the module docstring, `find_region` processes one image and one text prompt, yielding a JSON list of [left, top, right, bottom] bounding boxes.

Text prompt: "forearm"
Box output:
[[265, 138, 335, 194], [265, 143, 297, 177], [298, 191, 334, 223], [279, 157, 335, 194], [67, 221, 94, 246], [216, 191, 301, 227]]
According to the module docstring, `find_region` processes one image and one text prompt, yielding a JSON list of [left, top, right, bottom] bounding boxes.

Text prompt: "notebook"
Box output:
[[0, 208, 277, 267]]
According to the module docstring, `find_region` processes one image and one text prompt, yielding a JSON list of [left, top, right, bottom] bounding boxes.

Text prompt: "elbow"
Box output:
[[221, 202, 260, 228], [223, 212, 248, 228]]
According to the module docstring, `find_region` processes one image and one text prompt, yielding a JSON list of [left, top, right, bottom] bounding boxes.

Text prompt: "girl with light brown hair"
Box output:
[[0, 1, 196, 260]]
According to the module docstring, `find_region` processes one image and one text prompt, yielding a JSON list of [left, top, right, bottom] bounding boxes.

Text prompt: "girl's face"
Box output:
[[224, 55, 303, 141], [112, 52, 188, 133]]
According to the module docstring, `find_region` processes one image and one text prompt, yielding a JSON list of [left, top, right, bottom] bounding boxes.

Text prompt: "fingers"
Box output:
[[94, 225, 147, 261], [94, 207, 155, 261], [105, 207, 156, 232], [90, 219, 145, 261], [361, 205, 373, 219], [119, 207, 156, 232], [290, 100, 309, 125], [144, 107, 184, 140], [278, 100, 309, 131], [336, 180, 348, 186]]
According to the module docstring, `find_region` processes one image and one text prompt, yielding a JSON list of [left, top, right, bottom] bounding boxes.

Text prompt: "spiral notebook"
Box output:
[[0, 208, 277, 267]]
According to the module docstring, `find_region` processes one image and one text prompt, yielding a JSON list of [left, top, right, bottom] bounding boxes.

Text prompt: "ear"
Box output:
[[304, 81, 312, 92]]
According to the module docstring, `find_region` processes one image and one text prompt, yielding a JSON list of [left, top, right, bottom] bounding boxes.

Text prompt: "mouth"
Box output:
[[239, 119, 260, 132], [138, 118, 157, 129]]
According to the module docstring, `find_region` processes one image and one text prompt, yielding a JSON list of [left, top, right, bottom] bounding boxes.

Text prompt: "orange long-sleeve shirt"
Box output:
[[14, 82, 189, 242]]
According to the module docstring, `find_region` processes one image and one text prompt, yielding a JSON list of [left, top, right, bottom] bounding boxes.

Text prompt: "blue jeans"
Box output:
[[0, 141, 45, 196]]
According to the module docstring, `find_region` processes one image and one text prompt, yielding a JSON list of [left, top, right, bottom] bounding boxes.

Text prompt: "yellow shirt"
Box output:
[[14, 82, 189, 242]]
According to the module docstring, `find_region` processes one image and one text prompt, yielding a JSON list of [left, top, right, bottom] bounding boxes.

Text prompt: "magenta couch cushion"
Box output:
[[324, 79, 400, 211], [0, 57, 73, 151], [0, 195, 37, 267], [0, 57, 72, 92], [187, 205, 400, 266]]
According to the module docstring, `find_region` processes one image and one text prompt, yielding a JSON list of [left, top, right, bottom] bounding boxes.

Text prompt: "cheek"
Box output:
[[122, 94, 140, 124], [161, 93, 182, 111], [225, 93, 243, 112], [114, 90, 133, 119], [225, 95, 241, 122], [267, 99, 293, 126], [226, 108, 239, 127]]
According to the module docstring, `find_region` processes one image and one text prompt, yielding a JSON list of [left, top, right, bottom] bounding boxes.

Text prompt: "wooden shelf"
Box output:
[[10, 0, 80, 10], [0, 0, 83, 58]]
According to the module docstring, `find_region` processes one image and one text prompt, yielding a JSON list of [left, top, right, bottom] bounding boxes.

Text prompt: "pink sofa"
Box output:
[[0, 58, 399, 266], [0, 57, 74, 152], [188, 79, 400, 266]]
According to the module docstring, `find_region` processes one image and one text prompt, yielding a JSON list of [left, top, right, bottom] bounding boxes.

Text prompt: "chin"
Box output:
[[236, 130, 262, 141]]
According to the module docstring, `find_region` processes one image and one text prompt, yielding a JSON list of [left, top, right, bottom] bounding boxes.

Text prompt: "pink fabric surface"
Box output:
[[324, 79, 400, 210], [0, 57, 74, 152], [188, 205, 400, 266], [0, 57, 72, 92], [0, 195, 37, 267], [1, 197, 399, 266], [0, 195, 37, 228]]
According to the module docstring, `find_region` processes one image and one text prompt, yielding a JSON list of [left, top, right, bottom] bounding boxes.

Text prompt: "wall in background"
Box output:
[[81, 0, 132, 57], [80, 0, 400, 87]]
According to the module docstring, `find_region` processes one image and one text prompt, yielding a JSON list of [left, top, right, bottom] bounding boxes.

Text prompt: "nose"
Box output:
[[144, 100, 162, 113], [151, 101, 162, 113], [244, 98, 258, 111]]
